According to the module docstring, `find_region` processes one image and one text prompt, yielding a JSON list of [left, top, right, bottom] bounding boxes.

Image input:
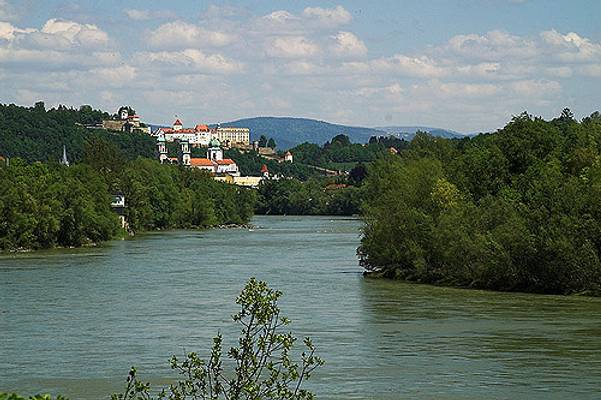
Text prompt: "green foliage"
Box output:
[[0, 161, 118, 250], [0, 103, 155, 163], [116, 159, 256, 232], [360, 110, 601, 295], [112, 278, 324, 400], [0, 394, 67, 400], [256, 178, 361, 216]]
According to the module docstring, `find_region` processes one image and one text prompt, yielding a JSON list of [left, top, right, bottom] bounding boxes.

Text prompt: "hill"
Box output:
[[375, 126, 466, 140], [219, 117, 386, 149]]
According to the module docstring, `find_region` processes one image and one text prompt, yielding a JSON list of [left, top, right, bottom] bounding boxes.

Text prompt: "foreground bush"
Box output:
[[112, 278, 324, 400]]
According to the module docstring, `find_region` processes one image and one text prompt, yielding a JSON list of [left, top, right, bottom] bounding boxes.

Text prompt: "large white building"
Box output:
[[155, 119, 212, 147], [155, 120, 250, 148], [215, 126, 250, 146]]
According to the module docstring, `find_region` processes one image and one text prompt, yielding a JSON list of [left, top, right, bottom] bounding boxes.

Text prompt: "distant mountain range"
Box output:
[[219, 117, 383, 149], [219, 117, 467, 149]]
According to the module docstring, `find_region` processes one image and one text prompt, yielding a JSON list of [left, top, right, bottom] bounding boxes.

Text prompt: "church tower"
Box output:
[[207, 138, 223, 161], [156, 135, 168, 164], [177, 139, 191, 166], [60, 145, 70, 166]]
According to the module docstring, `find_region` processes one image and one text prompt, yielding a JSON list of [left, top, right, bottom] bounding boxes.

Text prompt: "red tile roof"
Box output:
[[174, 119, 183, 126], [217, 159, 236, 165], [190, 158, 215, 166], [195, 124, 209, 131], [261, 164, 269, 173]]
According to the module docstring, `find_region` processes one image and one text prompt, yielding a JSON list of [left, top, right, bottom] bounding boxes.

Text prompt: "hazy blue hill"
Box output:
[[375, 126, 467, 140], [220, 117, 386, 149]]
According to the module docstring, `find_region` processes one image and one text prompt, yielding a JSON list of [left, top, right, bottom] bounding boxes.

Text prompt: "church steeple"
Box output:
[[60, 145, 69, 166]]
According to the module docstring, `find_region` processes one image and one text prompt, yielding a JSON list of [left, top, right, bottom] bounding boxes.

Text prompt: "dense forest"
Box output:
[[360, 109, 601, 295], [288, 134, 408, 171], [0, 102, 155, 162], [256, 177, 362, 215]]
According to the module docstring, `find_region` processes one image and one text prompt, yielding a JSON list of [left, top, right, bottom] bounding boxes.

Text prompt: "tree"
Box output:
[[267, 138, 276, 149], [258, 135, 268, 147], [349, 163, 367, 185], [112, 278, 324, 400]]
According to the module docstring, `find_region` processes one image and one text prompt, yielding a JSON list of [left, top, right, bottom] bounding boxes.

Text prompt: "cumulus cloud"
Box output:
[[265, 36, 319, 58], [137, 49, 244, 74], [445, 30, 539, 61], [40, 19, 109, 48], [303, 5, 352, 26], [372, 54, 447, 78], [331, 31, 367, 57], [540, 30, 601, 62], [148, 21, 236, 49]]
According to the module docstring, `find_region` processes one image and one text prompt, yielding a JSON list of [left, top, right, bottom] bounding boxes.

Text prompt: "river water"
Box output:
[[1, 216, 600, 399]]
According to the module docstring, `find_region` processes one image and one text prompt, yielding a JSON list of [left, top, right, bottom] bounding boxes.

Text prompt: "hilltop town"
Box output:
[[99, 105, 294, 187]]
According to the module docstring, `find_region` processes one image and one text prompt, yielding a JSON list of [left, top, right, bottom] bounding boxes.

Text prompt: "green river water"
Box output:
[[1, 216, 600, 399]]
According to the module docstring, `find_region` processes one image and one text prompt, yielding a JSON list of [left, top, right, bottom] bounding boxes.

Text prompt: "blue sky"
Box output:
[[1, 0, 600, 133]]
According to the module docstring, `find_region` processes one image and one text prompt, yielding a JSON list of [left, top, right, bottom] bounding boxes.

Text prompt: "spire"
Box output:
[[60, 145, 70, 166]]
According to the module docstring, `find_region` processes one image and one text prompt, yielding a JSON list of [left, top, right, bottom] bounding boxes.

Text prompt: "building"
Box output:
[[102, 105, 148, 133], [215, 126, 250, 147], [156, 119, 212, 147], [157, 136, 239, 177], [284, 151, 293, 163], [111, 193, 128, 229], [60, 145, 69, 166]]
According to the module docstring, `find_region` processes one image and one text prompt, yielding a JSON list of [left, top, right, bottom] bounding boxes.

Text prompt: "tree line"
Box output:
[[359, 109, 601, 295], [0, 138, 256, 251]]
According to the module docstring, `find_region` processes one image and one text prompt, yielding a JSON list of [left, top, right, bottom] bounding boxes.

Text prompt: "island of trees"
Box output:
[[360, 109, 601, 295]]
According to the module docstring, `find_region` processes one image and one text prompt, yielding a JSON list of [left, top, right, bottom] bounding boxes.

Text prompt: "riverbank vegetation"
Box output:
[[360, 110, 601, 295], [0, 145, 256, 251]]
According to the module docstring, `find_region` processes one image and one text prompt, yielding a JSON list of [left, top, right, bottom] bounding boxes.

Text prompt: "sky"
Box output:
[[0, 0, 600, 133]]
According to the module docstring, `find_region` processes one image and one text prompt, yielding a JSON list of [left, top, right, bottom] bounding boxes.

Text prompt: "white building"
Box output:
[[215, 126, 250, 146]]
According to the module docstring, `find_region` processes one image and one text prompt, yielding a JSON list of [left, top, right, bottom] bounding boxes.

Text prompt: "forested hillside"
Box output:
[[360, 109, 601, 295], [0, 102, 155, 162]]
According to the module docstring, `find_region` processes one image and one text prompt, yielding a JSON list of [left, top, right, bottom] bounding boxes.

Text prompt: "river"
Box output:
[[1, 216, 600, 399]]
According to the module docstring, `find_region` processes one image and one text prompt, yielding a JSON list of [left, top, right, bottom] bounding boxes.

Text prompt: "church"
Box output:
[[156, 135, 240, 177]]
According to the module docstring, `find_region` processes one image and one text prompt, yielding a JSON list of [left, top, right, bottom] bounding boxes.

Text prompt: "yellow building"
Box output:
[[215, 127, 250, 146], [213, 175, 264, 188]]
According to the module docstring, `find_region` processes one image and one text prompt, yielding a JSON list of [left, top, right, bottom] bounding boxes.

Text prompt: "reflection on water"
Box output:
[[1, 216, 600, 399]]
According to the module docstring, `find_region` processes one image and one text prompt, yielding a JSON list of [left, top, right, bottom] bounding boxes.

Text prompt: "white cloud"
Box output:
[[124, 9, 177, 21], [40, 19, 109, 48], [265, 36, 319, 58], [302, 5, 352, 26], [509, 79, 561, 96], [372, 54, 447, 78], [0, 21, 34, 41], [148, 21, 236, 49], [124, 9, 152, 21], [137, 49, 244, 74], [331, 31, 367, 57], [540, 30, 601, 62], [446, 30, 538, 61], [0, 0, 16, 21]]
